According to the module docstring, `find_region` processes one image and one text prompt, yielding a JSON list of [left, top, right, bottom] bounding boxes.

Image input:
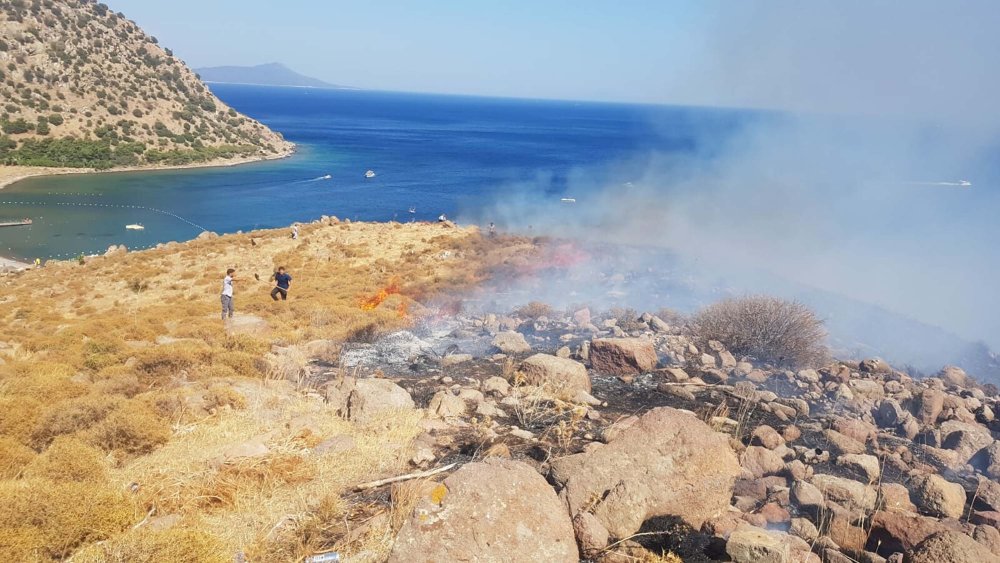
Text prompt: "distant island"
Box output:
[[195, 63, 350, 89]]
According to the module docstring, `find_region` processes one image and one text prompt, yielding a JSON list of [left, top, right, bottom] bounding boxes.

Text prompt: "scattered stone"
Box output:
[[441, 353, 472, 366], [518, 354, 591, 401], [589, 337, 657, 375], [572, 511, 609, 559], [912, 474, 966, 519], [836, 453, 881, 482], [751, 425, 785, 450], [811, 474, 877, 512], [491, 331, 531, 354], [428, 390, 467, 418], [482, 376, 511, 396]]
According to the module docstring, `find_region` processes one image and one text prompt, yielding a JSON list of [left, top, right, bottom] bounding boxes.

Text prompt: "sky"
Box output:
[[104, 0, 1000, 120]]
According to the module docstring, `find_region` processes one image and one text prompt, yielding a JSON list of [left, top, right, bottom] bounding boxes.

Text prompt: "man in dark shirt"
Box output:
[[271, 267, 292, 301]]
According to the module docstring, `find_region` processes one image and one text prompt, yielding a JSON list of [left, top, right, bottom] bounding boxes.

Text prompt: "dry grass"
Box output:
[[692, 295, 829, 368], [0, 220, 537, 560]]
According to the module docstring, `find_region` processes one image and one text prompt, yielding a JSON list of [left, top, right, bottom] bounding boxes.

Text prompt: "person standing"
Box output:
[[291, 225, 299, 240], [488, 222, 496, 237], [221, 268, 235, 320], [271, 267, 292, 301]]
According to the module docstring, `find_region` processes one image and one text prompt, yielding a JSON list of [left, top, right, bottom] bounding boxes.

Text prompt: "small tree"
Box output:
[[693, 295, 828, 368]]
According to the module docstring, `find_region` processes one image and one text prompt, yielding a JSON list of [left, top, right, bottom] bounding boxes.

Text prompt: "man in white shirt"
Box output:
[[221, 268, 235, 320]]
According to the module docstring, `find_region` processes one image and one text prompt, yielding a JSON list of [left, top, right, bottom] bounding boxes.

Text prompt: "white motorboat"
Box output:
[[125, 224, 145, 230], [365, 170, 376, 179]]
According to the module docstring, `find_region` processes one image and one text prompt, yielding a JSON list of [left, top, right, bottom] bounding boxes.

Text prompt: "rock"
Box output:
[[812, 474, 877, 512], [869, 511, 956, 554], [313, 435, 356, 455], [589, 337, 657, 375], [742, 446, 785, 479], [832, 417, 878, 444], [662, 367, 690, 381], [836, 454, 881, 482], [940, 420, 994, 464], [441, 353, 472, 366], [939, 366, 974, 388], [972, 476, 1000, 512], [824, 429, 867, 455], [912, 474, 966, 519], [726, 526, 790, 563], [388, 458, 578, 562], [707, 340, 738, 369], [491, 331, 531, 354], [751, 425, 785, 450], [600, 415, 640, 443], [572, 512, 609, 559], [880, 482, 918, 513], [222, 439, 269, 461], [482, 376, 511, 397], [518, 354, 591, 400], [658, 383, 696, 401], [973, 525, 1000, 556], [791, 480, 825, 516], [909, 531, 996, 563], [648, 315, 671, 333], [428, 390, 467, 418], [860, 358, 891, 374], [916, 389, 946, 425], [104, 244, 127, 257], [790, 518, 819, 543], [550, 407, 740, 539], [573, 308, 591, 326], [970, 440, 1000, 479], [876, 398, 907, 427]]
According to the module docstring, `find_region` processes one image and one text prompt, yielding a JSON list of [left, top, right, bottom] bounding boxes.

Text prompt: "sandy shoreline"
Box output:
[[0, 146, 295, 267], [0, 146, 295, 190]]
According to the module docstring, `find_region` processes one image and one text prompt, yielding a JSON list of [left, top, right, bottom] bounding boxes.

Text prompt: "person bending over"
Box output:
[[271, 267, 292, 301]]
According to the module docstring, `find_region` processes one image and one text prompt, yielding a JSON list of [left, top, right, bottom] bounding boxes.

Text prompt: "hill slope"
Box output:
[[196, 62, 346, 89], [0, 0, 293, 170]]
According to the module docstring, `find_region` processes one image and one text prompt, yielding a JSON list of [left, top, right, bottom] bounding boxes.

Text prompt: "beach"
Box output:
[[0, 146, 295, 191]]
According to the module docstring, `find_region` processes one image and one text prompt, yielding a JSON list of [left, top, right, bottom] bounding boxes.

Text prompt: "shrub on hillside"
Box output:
[[692, 295, 828, 368], [73, 529, 229, 563], [25, 436, 109, 483], [86, 402, 171, 455], [0, 436, 36, 479], [516, 301, 552, 320], [31, 394, 123, 447], [0, 479, 134, 560]]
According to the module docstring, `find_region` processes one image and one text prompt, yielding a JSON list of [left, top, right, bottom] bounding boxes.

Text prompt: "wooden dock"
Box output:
[[0, 219, 32, 227]]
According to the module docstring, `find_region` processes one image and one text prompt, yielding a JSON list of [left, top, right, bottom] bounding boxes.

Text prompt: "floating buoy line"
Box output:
[[0, 199, 207, 260]]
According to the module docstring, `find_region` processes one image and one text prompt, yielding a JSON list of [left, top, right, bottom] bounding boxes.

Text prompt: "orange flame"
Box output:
[[359, 281, 401, 311]]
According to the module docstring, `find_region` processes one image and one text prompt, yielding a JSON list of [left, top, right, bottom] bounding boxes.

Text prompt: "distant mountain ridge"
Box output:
[[196, 63, 348, 89]]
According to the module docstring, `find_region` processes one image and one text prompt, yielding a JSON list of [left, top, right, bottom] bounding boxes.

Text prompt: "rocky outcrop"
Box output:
[[589, 337, 657, 375], [550, 407, 739, 539], [388, 458, 578, 562]]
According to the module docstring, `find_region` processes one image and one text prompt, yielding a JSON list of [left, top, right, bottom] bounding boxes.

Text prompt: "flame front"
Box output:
[[359, 281, 402, 312]]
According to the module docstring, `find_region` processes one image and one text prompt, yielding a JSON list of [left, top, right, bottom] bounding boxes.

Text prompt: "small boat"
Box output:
[[560, 198, 577, 203], [408, 206, 416, 214], [0, 218, 32, 227], [125, 224, 145, 230], [365, 170, 376, 179], [320, 174, 332, 180]]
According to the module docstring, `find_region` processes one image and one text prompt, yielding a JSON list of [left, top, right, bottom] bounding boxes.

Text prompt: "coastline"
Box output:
[[0, 145, 295, 191], [0, 145, 295, 267]]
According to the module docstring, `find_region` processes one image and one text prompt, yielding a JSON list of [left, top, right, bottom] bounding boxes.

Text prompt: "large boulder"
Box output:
[[518, 354, 590, 400], [869, 511, 959, 554], [589, 338, 657, 375], [387, 458, 578, 562], [491, 331, 531, 354], [550, 407, 739, 539], [970, 440, 1000, 479], [325, 377, 415, 423], [915, 389, 945, 425], [909, 531, 996, 563]]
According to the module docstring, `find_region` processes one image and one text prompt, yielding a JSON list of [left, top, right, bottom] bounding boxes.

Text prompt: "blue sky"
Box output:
[[106, 1, 1000, 120]]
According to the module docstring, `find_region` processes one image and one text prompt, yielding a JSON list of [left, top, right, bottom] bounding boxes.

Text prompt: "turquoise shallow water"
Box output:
[[0, 85, 747, 261]]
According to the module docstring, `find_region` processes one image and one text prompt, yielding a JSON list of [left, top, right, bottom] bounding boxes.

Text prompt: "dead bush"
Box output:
[[203, 384, 247, 411], [0, 479, 134, 560], [516, 301, 553, 320], [692, 295, 828, 368], [25, 436, 109, 483], [73, 528, 229, 563], [87, 402, 171, 456], [0, 436, 36, 479], [608, 307, 647, 332], [31, 394, 124, 448], [0, 396, 43, 444]]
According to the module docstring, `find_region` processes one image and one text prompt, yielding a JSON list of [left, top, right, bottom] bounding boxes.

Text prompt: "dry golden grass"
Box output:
[[0, 219, 537, 560]]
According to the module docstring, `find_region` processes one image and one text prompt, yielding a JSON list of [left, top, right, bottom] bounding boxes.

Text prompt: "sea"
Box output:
[[0, 85, 748, 261], [1, 85, 998, 372]]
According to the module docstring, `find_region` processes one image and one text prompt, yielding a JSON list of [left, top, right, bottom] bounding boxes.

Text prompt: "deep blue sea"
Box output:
[[0, 85, 749, 261]]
